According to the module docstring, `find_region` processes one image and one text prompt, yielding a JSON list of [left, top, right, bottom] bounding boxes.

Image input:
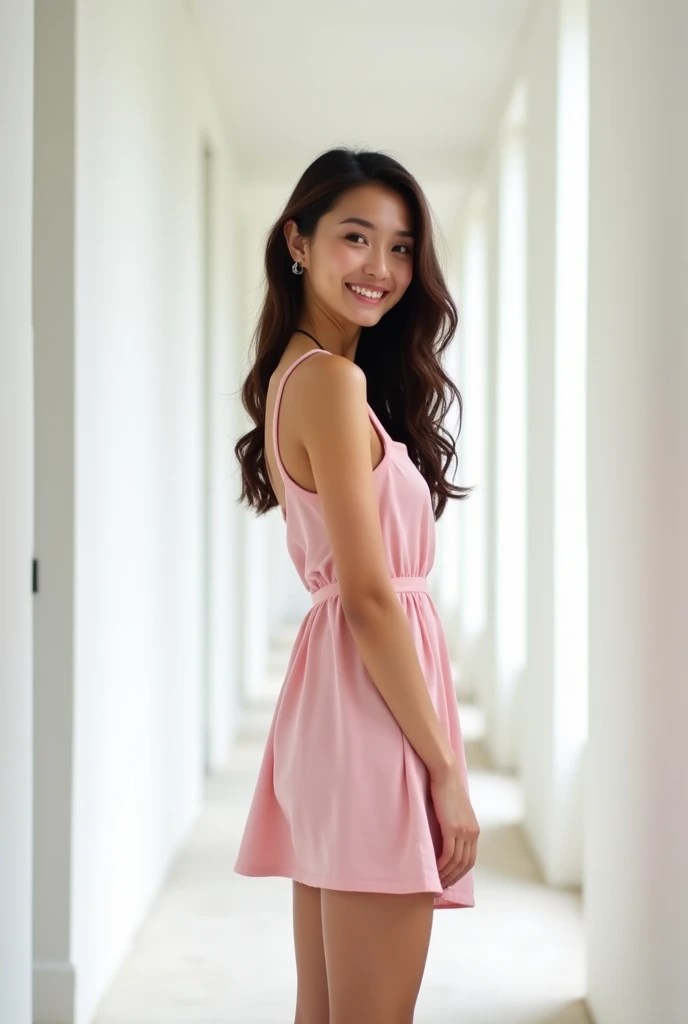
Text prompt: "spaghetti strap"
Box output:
[[272, 348, 330, 485]]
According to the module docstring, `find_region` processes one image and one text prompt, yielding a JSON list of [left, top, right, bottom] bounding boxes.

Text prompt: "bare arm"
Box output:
[[299, 355, 457, 783]]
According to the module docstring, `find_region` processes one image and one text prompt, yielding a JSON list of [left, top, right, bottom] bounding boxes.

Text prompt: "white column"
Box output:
[[522, 0, 588, 886], [0, 2, 34, 1021], [481, 146, 501, 732], [586, 2, 688, 1021], [485, 89, 528, 770], [457, 192, 489, 699]]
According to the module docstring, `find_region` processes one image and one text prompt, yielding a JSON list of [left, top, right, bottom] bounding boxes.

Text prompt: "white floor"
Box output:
[[95, 626, 592, 1024]]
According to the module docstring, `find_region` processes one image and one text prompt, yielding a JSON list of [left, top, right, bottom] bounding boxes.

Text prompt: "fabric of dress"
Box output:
[[233, 348, 476, 910]]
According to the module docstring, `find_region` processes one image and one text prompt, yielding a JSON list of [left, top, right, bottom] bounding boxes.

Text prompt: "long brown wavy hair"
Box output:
[[234, 147, 471, 520]]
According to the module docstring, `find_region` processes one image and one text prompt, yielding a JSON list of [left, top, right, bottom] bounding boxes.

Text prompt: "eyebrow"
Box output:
[[338, 216, 414, 239]]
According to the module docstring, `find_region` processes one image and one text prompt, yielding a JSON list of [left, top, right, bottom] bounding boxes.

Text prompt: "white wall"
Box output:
[[32, 2, 244, 1021], [0, 3, 34, 1021], [586, 1, 688, 1019], [33, 6, 78, 1018], [74, 3, 243, 1017]]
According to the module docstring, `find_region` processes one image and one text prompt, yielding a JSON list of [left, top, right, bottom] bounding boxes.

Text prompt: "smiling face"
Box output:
[[286, 183, 415, 330]]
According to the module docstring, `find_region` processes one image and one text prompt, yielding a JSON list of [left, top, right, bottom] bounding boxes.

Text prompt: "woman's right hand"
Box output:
[[430, 759, 480, 889]]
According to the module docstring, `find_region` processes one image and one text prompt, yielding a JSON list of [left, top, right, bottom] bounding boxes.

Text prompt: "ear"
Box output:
[[283, 219, 308, 267]]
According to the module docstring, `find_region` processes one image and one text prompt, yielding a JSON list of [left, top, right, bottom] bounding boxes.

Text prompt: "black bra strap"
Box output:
[[293, 328, 324, 350]]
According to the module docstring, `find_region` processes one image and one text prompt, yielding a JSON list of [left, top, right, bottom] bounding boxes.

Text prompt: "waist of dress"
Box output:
[[311, 575, 429, 607]]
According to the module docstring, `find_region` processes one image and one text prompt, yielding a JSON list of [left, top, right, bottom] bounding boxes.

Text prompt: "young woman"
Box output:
[[234, 147, 479, 1024]]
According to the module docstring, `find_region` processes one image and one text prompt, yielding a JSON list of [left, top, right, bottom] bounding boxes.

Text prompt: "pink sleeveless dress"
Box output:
[[233, 349, 475, 910]]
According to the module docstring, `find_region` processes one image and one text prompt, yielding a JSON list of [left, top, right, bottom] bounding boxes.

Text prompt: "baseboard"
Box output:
[[33, 960, 75, 1024]]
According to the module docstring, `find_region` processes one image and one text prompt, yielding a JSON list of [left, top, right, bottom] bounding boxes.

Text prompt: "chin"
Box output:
[[347, 307, 386, 326]]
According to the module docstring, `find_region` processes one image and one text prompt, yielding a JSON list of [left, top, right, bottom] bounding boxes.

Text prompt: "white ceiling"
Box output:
[[190, 0, 532, 186]]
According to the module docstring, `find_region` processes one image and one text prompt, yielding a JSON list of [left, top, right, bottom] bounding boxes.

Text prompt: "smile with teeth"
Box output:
[[347, 283, 387, 301]]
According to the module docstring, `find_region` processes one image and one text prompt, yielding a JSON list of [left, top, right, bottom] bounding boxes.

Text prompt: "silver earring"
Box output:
[[292, 260, 304, 275]]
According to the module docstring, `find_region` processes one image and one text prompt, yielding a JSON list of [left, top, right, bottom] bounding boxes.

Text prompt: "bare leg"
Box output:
[[292, 881, 329, 1024], [321, 888, 435, 1024]]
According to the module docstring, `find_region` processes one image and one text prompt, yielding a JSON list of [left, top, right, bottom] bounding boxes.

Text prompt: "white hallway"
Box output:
[[2, 1, 687, 1023]]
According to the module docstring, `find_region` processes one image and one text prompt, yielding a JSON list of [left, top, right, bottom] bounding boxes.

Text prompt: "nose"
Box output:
[[362, 244, 390, 281]]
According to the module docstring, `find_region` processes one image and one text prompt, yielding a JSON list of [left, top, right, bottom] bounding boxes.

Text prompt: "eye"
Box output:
[[346, 233, 413, 256]]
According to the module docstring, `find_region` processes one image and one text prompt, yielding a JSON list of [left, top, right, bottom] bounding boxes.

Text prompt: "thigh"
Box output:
[[321, 888, 435, 1024], [292, 881, 329, 1024]]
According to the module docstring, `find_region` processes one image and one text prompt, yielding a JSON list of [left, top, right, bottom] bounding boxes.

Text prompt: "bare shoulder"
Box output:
[[274, 349, 371, 467], [293, 349, 365, 390], [293, 352, 367, 424]]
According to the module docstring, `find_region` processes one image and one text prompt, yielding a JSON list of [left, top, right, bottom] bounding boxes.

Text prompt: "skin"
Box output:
[[265, 183, 480, 1023]]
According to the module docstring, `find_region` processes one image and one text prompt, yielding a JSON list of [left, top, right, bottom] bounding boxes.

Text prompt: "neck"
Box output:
[[295, 312, 361, 360]]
